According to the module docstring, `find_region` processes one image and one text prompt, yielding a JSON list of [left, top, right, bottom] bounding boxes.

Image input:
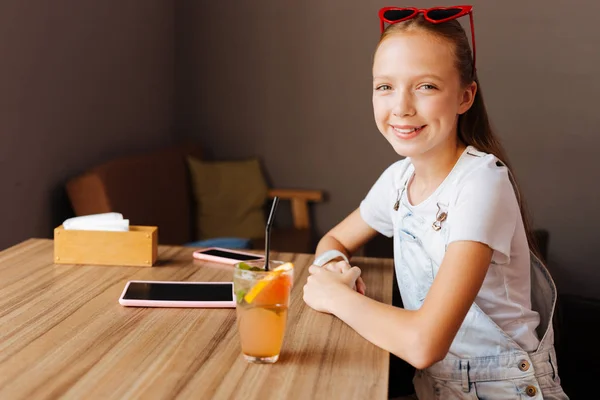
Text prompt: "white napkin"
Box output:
[[63, 212, 129, 231]]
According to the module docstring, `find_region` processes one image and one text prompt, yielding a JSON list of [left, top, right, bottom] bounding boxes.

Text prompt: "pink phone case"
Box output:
[[118, 280, 235, 308], [192, 247, 264, 265]]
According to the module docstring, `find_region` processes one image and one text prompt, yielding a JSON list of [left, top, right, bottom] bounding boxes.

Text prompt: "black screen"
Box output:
[[123, 282, 234, 301], [198, 249, 263, 261]]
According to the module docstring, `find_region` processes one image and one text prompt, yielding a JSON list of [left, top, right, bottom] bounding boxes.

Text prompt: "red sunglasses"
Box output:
[[378, 5, 476, 76]]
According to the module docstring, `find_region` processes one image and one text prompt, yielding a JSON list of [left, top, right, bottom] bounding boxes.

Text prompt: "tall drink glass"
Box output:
[[233, 259, 294, 363]]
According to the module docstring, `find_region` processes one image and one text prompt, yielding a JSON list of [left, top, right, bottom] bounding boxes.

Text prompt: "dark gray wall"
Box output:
[[1, 0, 597, 299], [176, 0, 600, 299], [0, 1, 175, 249]]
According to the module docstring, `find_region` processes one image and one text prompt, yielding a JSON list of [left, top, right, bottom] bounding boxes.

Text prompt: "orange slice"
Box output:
[[244, 262, 293, 304]]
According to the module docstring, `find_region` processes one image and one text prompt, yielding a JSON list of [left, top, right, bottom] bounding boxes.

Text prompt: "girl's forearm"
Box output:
[[329, 286, 443, 370], [315, 235, 351, 259]]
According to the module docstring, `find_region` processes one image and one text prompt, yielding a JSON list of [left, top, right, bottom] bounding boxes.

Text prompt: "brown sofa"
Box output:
[[65, 143, 323, 253]]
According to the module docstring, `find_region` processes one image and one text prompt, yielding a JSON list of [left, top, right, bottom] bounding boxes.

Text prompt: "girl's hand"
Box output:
[[303, 265, 362, 313], [321, 260, 367, 295]]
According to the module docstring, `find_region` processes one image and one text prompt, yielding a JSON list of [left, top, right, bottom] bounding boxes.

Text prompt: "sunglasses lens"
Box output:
[[427, 8, 462, 21], [383, 9, 416, 22]]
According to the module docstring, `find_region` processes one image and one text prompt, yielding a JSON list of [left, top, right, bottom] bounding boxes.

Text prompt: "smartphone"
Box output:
[[118, 280, 235, 308], [192, 247, 264, 265]]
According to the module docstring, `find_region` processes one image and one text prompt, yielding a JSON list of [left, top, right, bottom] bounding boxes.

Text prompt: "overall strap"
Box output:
[[391, 161, 414, 212], [529, 252, 558, 350]]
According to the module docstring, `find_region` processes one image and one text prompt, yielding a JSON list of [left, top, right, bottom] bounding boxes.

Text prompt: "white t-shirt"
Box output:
[[360, 146, 541, 352]]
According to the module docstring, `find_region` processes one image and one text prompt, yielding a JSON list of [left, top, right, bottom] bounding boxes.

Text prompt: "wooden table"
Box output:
[[0, 239, 394, 400]]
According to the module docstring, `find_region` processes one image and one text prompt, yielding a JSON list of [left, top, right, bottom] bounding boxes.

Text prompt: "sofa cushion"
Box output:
[[186, 237, 252, 249], [187, 157, 268, 241]]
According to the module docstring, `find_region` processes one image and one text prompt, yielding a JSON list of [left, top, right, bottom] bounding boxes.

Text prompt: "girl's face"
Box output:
[[372, 31, 476, 159]]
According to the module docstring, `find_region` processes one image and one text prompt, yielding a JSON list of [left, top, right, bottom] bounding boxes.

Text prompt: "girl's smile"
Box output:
[[391, 124, 427, 140]]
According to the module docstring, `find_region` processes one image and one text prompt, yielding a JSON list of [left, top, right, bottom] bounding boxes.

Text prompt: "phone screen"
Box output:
[[123, 282, 234, 302], [198, 249, 263, 261]]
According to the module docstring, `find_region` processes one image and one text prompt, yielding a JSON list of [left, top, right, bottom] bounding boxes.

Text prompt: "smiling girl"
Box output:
[[303, 6, 568, 399]]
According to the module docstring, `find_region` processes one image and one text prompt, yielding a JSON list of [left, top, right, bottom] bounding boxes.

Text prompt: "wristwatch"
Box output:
[[313, 249, 350, 267]]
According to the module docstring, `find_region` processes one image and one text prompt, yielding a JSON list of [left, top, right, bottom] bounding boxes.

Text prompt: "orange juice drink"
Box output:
[[233, 260, 294, 363]]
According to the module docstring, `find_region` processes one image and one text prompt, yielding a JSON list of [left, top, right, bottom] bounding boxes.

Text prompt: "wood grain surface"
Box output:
[[0, 239, 394, 400]]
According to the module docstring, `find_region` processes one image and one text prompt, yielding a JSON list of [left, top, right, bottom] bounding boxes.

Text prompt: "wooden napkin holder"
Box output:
[[54, 225, 158, 267]]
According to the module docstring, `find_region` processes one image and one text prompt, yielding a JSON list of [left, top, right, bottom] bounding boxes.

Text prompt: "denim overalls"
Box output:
[[392, 166, 568, 399]]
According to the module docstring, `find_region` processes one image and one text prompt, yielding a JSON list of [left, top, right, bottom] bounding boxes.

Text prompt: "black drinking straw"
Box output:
[[264, 196, 280, 271]]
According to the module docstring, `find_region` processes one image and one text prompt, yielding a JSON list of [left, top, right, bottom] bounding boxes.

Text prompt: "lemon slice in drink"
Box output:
[[244, 262, 293, 304]]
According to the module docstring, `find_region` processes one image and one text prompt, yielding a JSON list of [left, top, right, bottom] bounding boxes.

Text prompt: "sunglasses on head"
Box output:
[[378, 5, 476, 76]]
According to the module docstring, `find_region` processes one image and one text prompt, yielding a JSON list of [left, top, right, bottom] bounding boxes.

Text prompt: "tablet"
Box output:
[[119, 280, 235, 308]]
